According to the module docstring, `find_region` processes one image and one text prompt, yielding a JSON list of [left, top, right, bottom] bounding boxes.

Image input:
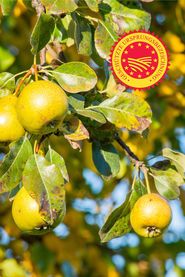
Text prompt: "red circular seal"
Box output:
[[110, 30, 170, 90]]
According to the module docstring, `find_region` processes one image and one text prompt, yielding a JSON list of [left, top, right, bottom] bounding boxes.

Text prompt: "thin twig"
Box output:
[[114, 132, 142, 166], [114, 132, 151, 193], [33, 64, 38, 81], [131, 166, 138, 190], [14, 70, 32, 96], [142, 166, 151, 194]]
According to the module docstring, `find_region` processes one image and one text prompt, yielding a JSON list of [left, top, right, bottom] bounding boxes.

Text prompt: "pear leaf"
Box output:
[[68, 95, 106, 123], [92, 141, 120, 179], [99, 182, 146, 242], [0, 72, 15, 94], [53, 62, 97, 93], [84, 0, 99, 12], [0, 137, 33, 193], [0, 0, 17, 15], [62, 116, 89, 141], [150, 168, 183, 200], [23, 154, 65, 224], [88, 93, 152, 133], [45, 146, 69, 184], [41, 0, 78, 14], [31, 13, 55, 55], [162, 148, 185, 178]]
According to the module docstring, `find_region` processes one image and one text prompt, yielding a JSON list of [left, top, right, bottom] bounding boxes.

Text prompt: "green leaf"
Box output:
[[0, 46, 15, 71], [88, 93, 152, 133], [92, 141, 120, 179], [45, 146, 69, 184], [99, 182, 146, 242], [62, 116, 89, 141], [68, 95, 106, 124], [53, 62, 97, 93], [52, 19, 66, 43], [30, 13, 55, 55], [150, 168, 184, 200], [84, 0, 99, 12], [95, 0, 151, 60], [0, 137, 33, 193], [105, 74, 125, 97], [79, 109, 106, 123], [102, 0, 151, 34], [0, 72, 15, 94], [51, 15, 75, 47], [41, 0, 78, 14], [73, 13, 92, 56], [95, 20, 118, 61], [0, 0, 17, 15], [68, 94, 85, 110], [162, 148, 185, 178], [23, 154, 65, 224]]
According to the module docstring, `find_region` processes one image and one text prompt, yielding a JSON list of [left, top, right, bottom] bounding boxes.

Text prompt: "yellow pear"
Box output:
[[12, 186, 64, 235], [0, 95, 25, 142], [130, 193, 172, 238], [16, 80, 68, 134]]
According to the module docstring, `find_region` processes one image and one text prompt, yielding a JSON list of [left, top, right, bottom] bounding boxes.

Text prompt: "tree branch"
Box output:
[[114, 132, 143, 167]]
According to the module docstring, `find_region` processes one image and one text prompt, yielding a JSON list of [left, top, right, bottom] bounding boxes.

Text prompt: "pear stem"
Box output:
[[34, 55, 37, 65], [33, 64, 38, 81], [131, 166, 138, 190], [14, 70, 32, 97], [142, 167, 151, 194], [34, 140, 38, 154]]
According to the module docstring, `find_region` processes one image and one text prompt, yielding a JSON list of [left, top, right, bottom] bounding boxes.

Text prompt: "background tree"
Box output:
[[0, 0, 185, 276]]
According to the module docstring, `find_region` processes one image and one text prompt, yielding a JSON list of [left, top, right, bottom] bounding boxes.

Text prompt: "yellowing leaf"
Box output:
[[88, 93, 152, 133], [41, 0, 78, 14], [62, 117, 89, 141], [104, 74, 126, 97]]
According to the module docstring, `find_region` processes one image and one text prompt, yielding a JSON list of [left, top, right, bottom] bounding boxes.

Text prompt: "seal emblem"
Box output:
[[110, 30, 170, 90]]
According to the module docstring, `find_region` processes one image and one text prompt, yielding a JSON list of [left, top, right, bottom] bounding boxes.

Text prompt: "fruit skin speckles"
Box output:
[[130, 193, 172, 238], [16, 80, 68, 134]]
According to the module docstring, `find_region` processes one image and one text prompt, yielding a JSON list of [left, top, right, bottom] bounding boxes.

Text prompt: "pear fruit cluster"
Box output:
[[0, 80, 68, 234], [0, 80, 68, 143]]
